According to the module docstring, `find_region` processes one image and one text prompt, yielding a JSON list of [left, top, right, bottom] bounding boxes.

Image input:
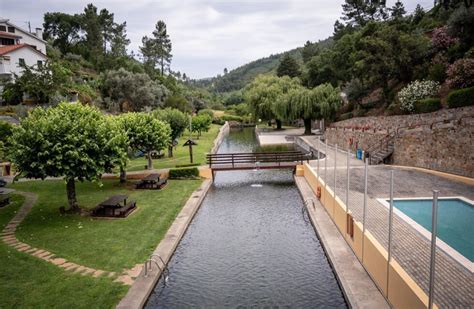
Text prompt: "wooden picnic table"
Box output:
[[97, 194, 129, 216], [136, 174, 167, 190]]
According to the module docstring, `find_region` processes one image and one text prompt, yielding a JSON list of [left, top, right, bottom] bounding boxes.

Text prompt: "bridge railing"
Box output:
[[206, 151, 311, 168]]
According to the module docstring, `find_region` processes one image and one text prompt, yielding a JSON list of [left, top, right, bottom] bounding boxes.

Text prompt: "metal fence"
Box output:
[[310, 138, 472, 308]]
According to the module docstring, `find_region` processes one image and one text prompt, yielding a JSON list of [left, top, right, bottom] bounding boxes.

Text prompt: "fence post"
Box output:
[[428, 190, 439, 309], [325, 140, 328, 189], [346, 150, 350, 213], [387, 170, 394, 296], [362, 158, 368, 262], [334, 144, 337, 198], [317, 137, 320, 179]]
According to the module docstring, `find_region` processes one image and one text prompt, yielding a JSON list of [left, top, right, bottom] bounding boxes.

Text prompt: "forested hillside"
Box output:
[[193, 38, 333, 93]]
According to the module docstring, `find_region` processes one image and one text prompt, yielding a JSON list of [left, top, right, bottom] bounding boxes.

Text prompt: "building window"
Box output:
[[18, 58, 25, 66], [37, 60, 43, 68], [1, 38, 14, 45], [7, 27, 15, 33], [0, 25, 6, 32]]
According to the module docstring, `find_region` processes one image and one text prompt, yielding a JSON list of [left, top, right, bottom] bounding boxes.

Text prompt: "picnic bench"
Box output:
[[150, 151, 165, 159], [0, 188, 15, 208], [91, 194, 136, 218], [136, 173, 168, 190]]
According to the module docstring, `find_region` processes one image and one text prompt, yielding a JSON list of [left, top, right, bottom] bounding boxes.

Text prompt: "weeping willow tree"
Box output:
[[244, 75, 300, 129], [274, 83, 341, 135]]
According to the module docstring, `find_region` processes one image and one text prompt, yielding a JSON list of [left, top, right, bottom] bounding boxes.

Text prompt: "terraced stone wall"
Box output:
[[325, 106, 474, 178]]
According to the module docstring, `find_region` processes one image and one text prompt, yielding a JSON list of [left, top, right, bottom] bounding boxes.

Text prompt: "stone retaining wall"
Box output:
[[325, 106, 474, 178]]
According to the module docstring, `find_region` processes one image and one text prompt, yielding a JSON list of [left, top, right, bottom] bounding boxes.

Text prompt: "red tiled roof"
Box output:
[[0, 44, 46, 57]]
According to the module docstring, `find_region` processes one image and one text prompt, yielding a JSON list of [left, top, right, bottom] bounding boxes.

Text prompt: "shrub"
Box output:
[[431, 26, 458, 50], [446, 87, 474, 108], [169, 167, 200, 179], [428, 63, 447, 82], [353, 109, 367, 117], [198, 109, 214, 118], [220, 114, 243, 122], [398, 80, 440, 113], [414, 98, 442, 114], [446, 58, 474, 89], [175, 163, 201, 168]]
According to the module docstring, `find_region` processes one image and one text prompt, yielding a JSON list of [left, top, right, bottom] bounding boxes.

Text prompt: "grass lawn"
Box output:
[[126, 124, 221, 172], [1, 179, 202, 307], [9, 179, 202, 272], [0, 194, 129, 308]]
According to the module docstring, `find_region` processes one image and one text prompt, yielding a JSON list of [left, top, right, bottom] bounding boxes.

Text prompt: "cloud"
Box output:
[[2, 0, 434, 78]]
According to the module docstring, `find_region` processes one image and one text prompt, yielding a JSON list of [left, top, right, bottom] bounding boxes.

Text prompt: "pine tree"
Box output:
[[140, 21, 173, 76], [110, 22, 130, 57], [339, 0, 388, 28], [301, 41, 319, 63], [82, 4, 103, 61], [390, 1, 406, 19], [276, 54, 301, 78]]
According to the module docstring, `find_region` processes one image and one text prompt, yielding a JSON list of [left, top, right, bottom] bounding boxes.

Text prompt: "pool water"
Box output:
[[146, 128, 347, 308], [393, 198, 474, 262]]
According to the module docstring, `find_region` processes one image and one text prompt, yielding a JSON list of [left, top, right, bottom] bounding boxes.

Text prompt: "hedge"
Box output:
[[414, 98, 442, 114], [175, 162, 201, 168], [447, 87, 474, 108], [169, 167, 200, 179], [220, 114, 243, 122], [339, 112, 353, 121]]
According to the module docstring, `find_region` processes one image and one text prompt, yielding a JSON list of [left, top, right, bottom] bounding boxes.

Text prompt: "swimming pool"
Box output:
[[385, 197, 473, 264]]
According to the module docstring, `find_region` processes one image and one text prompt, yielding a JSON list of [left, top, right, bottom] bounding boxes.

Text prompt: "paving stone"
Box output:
[[25, 248, 37, 254], [74, 266, 86, 274], [114, 275, 134, 286], [92, 270, 105, 278], [51, 258, 67, 266], [81, 267, 96, 276], [65, 263, 79, 271]]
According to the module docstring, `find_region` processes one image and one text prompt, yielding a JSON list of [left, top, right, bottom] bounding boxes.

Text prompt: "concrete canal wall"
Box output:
[[300, 163, 438, 309]]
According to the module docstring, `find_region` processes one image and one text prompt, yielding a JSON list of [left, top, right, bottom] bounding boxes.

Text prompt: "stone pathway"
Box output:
[[302, 136, 474, 308], [1, 191, 142, 285]]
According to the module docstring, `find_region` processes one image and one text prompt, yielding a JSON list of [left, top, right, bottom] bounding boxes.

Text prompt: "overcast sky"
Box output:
[[2, 0, 433, 79]]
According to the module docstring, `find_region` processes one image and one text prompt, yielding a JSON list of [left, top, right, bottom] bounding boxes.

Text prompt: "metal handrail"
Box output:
[[144, 253, 169, 283]]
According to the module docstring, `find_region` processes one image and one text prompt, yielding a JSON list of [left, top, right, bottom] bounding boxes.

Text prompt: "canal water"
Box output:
[[146, 128, 347, 308]]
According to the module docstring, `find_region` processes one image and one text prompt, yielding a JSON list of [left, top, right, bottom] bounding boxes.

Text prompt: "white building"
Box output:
[[0, 18, 47, 80]]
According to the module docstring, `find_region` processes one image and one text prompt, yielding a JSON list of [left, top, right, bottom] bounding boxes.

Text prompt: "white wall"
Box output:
[[0, 22, 46, 54], [0, 47, 47, 76]]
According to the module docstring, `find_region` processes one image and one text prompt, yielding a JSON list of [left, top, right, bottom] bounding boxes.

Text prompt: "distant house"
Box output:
[[0, 18, 47, 79]]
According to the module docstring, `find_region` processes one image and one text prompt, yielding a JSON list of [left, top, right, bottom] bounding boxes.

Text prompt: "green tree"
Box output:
[[101, 68, 169, 111], [163, 95, 192, 113], [0, 121, 13, 161], [390, 1, 406, 20], [276, 53, 301, 78], [140, 20, 172, 76], [191, 114, 212, 138], [244, 75, 300, 129], [43, 12, 81, 54], [276, 84, 341, 135], [154, 108, 188, 157], [4, 60, 72, 104], [81, 4, 103, 62], [117, 112, 171, 177], [301, 41, 319, 63], [9, 103, 127, 211]]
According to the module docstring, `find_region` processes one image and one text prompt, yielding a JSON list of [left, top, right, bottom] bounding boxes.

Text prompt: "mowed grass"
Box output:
[[9, 179, 202, 272], [0, 194, 129, 308], [126, 124, 221, 172]]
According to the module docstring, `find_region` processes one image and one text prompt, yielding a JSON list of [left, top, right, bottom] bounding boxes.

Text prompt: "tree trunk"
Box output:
[[304, 118, 313, 135], [275, 119, 282, 130], [119, 166, 126, 183], [66, 178, 79, 212], [147, 152, 153, 170], [168, 145, 174, 157]]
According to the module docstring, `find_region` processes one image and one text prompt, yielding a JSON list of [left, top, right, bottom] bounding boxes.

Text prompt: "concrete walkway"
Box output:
[[301, 136, 474, 308], [296, 176, 389, 309], [0, 192, 142, 285]]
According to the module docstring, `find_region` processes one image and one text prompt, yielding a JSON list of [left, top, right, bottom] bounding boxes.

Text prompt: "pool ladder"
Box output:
[[144, 253, 170, 284]]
